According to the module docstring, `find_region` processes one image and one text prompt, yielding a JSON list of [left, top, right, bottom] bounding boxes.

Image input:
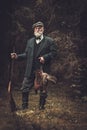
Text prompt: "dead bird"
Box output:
[[34, 69, 57, 92]]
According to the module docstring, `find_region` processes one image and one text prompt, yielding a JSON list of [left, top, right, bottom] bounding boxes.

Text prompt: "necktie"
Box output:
[[36, 37, 41, 40]]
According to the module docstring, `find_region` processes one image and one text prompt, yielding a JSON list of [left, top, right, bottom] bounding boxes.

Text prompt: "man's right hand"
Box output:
[[11, 53, 18, 59]]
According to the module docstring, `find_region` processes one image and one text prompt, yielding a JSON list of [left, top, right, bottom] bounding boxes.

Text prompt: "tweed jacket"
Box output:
[[18, 35, 57, 77]]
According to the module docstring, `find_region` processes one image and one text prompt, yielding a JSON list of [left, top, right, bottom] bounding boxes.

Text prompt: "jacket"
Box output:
[[17, 35, 57, 77]]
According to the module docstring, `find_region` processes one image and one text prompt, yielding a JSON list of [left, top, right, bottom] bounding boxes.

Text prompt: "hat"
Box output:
[[32, 21, 44, 29]]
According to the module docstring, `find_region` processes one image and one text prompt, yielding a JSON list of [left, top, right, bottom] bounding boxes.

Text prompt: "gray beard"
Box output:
[[34, 32, 42, 38]]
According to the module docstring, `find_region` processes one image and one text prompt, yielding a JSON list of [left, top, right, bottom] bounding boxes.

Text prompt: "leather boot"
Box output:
[[39, 92, 47, 110], [22, 92, 29, 110]]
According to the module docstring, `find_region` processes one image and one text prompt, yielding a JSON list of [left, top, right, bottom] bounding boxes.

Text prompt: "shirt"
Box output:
[[36, 34, 44, 44]]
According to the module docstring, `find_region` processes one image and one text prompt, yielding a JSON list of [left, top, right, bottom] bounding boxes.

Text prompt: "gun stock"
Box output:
[[8, 80, 17, 112]]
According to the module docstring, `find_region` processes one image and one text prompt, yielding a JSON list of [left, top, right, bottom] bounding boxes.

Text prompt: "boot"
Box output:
[[22, 92, 29, 110], [39, 92, 47, 110]]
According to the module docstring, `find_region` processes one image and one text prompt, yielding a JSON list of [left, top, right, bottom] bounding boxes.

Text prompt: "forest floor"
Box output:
[[0, 82, 87, 130]]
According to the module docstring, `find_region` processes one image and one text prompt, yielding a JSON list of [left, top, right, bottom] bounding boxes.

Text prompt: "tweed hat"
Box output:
[[32, 21, 44, 29]]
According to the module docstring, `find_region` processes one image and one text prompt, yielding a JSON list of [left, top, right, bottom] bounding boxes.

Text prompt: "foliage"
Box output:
[[1, 0, 87, 96]]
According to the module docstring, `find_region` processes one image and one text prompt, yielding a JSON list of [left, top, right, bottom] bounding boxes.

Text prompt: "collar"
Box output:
[[36, 34, 44, 44], [40, 34, 44, 41]]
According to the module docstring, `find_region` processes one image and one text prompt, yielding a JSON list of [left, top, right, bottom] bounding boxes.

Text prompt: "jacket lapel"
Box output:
[[29, 38, 35, 56]]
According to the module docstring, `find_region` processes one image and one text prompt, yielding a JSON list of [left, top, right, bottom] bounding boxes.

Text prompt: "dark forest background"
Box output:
[[0, 1, 87, 130], [0, 0, 87, 97]]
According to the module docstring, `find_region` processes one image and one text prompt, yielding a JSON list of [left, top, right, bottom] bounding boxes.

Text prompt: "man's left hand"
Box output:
[[38, 57, 45, 64]]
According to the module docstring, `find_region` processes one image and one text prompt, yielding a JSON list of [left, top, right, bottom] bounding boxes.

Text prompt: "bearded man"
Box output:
[[11, 21, 57, 110]]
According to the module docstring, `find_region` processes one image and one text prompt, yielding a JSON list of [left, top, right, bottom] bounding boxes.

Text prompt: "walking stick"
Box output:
[[8, 46, 17, 112]]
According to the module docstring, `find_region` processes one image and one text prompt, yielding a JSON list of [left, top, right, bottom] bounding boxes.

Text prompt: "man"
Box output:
[[11, 21, 57, 110]]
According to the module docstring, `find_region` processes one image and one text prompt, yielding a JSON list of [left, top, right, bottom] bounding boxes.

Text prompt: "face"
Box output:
[[34, 26, 44, 37]]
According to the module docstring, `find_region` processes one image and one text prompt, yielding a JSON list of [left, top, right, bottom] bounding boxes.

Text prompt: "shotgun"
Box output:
[[8, 47, 17, 112]]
